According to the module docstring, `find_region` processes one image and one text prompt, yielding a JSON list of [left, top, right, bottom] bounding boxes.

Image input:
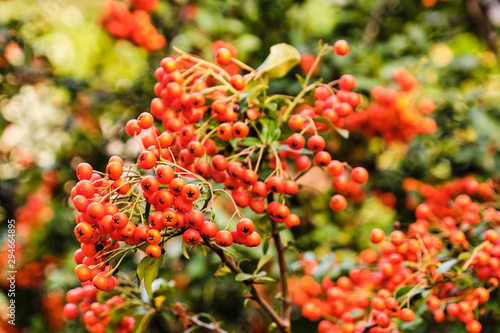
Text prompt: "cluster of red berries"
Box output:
[[403, 176, 495, 218], [289, 273, 415, 333], [288, 174, 500, 332], [64, 286, 134, 333], [345, 68, 436, 144], [100, 0, 165, 51], [293, 76, 360, 131], [68, 40, 372, 332]]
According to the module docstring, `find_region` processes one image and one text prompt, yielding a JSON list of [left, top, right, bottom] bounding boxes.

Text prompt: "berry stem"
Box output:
[[203, 238, 289, 332], [271, 219, 292, 332]]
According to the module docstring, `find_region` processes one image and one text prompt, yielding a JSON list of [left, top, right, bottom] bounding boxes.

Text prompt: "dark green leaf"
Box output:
[[395, 286, 414, 299]]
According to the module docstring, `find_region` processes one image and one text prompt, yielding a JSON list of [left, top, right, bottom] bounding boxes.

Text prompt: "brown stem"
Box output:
[[271, 220, 291, 332], [204, 239, 289, 332], [362, 0, 391, 45], [187, 314, 228, 333], [466, 0, 499, 57]]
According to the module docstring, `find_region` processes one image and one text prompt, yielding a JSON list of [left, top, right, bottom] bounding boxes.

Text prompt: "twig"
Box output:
[[203, 239, 289, 332], [187, 314, 228, 333], [271, 218, 292, 332], [466, 0, 499, 58], [362, 0, 391, 45]]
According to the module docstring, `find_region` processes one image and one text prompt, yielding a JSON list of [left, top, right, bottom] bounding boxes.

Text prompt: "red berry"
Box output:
[[334, 40, 349, 56]]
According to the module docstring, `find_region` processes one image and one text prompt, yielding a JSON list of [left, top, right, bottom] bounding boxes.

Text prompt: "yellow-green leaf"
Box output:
[[257, 43, 301, 78]]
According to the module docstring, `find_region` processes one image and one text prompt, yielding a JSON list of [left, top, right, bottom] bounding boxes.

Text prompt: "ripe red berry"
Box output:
[[64, 303, 78, 320], [145, 244, 162, 258], [284, 214, 300, 228], [216, 48, 232, 66], [370, 228, 385, 244], [138, 151, 157, 169], [339, 74, 356, 91], [76, 163, 93, 181], [200, 221, 218, 238], [236, 218, 255, 236], [125, 119, 142, 136], [376, 313, 391, 328], [215, 230, 233, 247], [334, 40, 349, 56], [400, 308, 415, 322], [307, 135, 326, 152], [182, 184, 200, 201], [351, 167, 368, 184], [232, 121, 249, 138], [75, 264, 91, 282], [288, 133, 305, 150], [329, 194, 347, 211], [266, 176, 284, 194], [185, 210, 205, 229], [137, 112, 154, 129], [230, 74, 246, 90], [245, 232, 261, 247]]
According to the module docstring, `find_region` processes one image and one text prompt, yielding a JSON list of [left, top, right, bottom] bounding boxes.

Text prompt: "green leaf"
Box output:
[[255, 254, 274, 274], [458, 252, 472, 261], [235, 273, 254, 281], [144, 255, 163, 300], [437, 259, 458, 274], [264, 103, 278, 111], [241, 137, 261, 147], [263, 237, 270, 254], [254, 276, 276, 283], [220, 245, 238, 257], [137, 256, 155, 284], [243, 298, 250, 308], [334, 127, 350, 139], [312, 117, 350, 139], [196, 244, 207, 256], [256, 43, 301, 78], [135, 309, 156, 333], [259, 118, 279, 144], [216, 265, 232, 277], [278, 144, 314, 155], [238, 257, 251, 269], [182, 242, 190, 259], [295, 74, 305, 86], [106, 304, 137, 333], [394, 286, 414, 299]]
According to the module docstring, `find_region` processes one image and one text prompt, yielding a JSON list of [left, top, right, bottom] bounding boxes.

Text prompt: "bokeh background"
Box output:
[[1, 0, 500, 332]]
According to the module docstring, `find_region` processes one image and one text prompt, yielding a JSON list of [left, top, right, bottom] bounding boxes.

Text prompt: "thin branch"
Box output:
[[204, 239, 289, 332], [187, 314, 228, 333], [466, 0, 499, 58], [362, 0, 391, 45], [271, 219, 292, 332]]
